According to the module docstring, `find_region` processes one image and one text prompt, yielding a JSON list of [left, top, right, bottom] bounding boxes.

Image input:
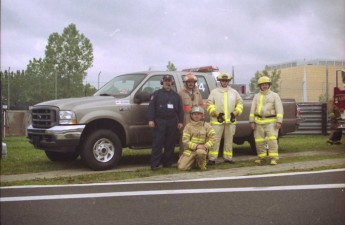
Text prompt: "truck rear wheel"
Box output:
[[248, 134, 257, 154], [45, 151, 79, 161], [81, 129, 122, 171]]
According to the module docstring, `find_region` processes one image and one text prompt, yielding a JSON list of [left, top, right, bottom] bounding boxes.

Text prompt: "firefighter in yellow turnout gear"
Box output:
[[249, 76, 284, 165], [178, 106, 216, 171], [178, 73, 204, 155], [206, 72, 243, 164]]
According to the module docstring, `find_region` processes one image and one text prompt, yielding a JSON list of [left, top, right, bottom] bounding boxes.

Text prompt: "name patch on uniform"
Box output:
[[167, 104, 174, 109]]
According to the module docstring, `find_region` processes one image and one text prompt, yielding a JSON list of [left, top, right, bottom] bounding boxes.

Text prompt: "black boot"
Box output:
[[207, 160, 215, 165], [224, 159, 235, 164]]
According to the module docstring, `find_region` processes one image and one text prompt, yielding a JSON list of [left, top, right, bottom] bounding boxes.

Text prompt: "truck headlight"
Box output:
[[59, 111, 77, 124]]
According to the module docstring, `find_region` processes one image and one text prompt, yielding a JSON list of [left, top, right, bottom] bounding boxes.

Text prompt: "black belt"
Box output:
[[255, 115, 276, 118]]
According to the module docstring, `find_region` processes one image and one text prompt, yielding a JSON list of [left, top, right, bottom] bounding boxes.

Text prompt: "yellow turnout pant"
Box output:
[[254, 123, 279, 160], [178, 148, 207, 170], [208, 123, 236, 161]]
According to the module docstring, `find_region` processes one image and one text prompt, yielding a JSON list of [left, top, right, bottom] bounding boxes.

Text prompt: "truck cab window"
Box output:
[[144, 75, 177, 92], [196, 76, 210, 99], [94, 73, 147, 97]]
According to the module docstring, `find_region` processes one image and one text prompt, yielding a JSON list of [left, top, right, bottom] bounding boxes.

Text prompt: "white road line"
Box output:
[[1, 184, 344, 202], [2, 168, 345, 189]]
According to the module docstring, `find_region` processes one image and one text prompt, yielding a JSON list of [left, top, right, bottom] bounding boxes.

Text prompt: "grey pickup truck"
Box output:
[[27, 70, 300, 170]]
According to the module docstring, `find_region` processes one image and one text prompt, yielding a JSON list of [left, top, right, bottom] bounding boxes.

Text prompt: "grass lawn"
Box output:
[[1, 135, 343, 175], [1, 134, 344, 186]]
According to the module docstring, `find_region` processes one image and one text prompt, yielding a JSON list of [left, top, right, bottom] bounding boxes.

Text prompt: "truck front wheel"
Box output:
[[81, 129, 122, 171]]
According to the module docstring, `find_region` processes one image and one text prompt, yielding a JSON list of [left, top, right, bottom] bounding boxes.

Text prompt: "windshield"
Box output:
[[94, 73, 147, 97]]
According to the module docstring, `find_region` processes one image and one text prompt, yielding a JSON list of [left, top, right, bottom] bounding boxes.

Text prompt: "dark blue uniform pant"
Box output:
[[151, 118, 178, 168]]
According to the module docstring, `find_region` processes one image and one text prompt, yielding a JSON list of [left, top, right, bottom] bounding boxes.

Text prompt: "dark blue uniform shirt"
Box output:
[[148, 88, 183, 122]]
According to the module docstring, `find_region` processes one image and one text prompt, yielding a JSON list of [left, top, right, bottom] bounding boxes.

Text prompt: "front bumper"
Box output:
[[27, 124, 85, 152]]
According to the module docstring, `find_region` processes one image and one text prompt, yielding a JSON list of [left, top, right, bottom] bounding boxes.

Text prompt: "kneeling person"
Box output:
[[178, 106, 216, 171]]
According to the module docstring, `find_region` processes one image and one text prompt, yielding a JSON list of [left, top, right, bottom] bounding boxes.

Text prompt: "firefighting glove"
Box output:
[[217, 113, 225, 123], [230, 113, 236, 123], [232, 110, 240, 117], [211, 110, 219, 117]]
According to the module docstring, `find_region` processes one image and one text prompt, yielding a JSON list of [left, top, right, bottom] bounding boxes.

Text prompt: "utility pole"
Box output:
[[326, 64, 329, 102], [98, 71, 101, 89], [303, 59, 308, 102], [7, 67, 10, 109], [232, 66, 235, 84], [55, 72, 57, 99]]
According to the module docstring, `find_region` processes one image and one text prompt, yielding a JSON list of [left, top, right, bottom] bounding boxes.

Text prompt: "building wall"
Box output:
[[270, 63, 344, 103]]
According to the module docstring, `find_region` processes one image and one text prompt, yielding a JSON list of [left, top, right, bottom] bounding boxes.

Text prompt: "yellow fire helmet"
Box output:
[[217, 72, 232, 81], [258, 76, 271, 86]]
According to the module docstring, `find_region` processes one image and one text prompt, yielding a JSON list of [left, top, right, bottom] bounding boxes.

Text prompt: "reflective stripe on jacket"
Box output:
[[206, 86, 243, 125], [182, 121, 216, 151], [249, 89, 284, 124]]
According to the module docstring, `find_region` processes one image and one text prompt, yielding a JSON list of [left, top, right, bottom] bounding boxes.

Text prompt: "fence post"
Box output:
[[321, 103, 328, 135]]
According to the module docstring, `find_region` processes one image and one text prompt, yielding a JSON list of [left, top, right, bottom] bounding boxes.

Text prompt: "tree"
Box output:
[[25, 58, 55, 102], [166, 61, 177, 71], [44, 23, 93, 98], [1, 70, 9, 107], [0, 69, 25, 107], [84, 83, 97, 96], [249, 66, 281, 93], [0, 24, 95, 107], [10, 70, 25, 105]]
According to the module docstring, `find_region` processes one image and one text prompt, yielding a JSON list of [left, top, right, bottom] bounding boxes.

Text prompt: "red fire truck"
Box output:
[[182, 65, 247, 95]]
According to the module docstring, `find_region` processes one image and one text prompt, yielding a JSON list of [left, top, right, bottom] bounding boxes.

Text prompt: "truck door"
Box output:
[[195, 75, 212, 121], [131, 75, 177, 147]]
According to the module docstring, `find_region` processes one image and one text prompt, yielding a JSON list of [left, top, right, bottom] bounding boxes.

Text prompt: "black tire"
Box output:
[[45, 151, 79, 161], [248, 134, 257, 154], [80, 129, 122, 171], [218, 138, 224, 157]]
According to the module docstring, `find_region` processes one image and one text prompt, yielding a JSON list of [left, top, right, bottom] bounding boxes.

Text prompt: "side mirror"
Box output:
[[134, 94, 142, 104], [134, 92, 151, 104]]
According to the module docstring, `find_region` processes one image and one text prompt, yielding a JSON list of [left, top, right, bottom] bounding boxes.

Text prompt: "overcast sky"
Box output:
[[1, 0, 345, 87]]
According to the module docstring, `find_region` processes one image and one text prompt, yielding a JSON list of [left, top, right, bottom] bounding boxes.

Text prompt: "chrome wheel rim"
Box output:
[[93, 138, 115, 162]]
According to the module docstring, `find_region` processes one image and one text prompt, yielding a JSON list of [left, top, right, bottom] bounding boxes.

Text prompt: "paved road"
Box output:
[[1, 170, 344, 225]]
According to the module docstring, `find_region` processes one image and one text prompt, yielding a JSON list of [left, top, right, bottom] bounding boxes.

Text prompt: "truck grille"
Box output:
[[32, 107, 58, 128]]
